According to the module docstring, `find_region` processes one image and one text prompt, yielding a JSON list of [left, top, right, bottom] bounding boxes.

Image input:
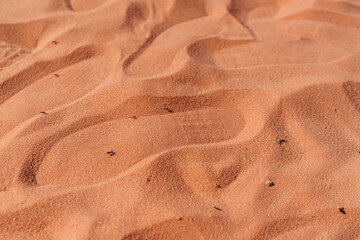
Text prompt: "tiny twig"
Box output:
[[214, 206, 222, 211], [278, 138, 286, 145], [338, 206, 346, 214], [164, 107, 173, 113], [106, 151, 116, 156], [54, 73, 59, 77]]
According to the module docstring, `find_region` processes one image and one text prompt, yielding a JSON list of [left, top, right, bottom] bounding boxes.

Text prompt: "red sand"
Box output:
[[0, 0, 360, 239]]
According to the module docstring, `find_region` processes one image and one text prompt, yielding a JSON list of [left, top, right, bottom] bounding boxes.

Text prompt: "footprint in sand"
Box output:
[[0, 41, 31, 68], [36, 108, 244, 187]]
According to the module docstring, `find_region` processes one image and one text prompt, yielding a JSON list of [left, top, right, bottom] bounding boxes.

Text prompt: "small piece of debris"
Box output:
[[164, 107, 173, 113], [266, 180, 275, 187], [243, 155, 247, 161], [333, 108, 337, 111], [147, 177, 150, 182], [106, 151, 116, 156], [54, 73, 59, 77], [214, 206, 222, 211], [215, 184, 221, 189], [52, 40, 58, 45], [177, 217, 182, 221], [278, 138, 286, 145], [132, 116, 137, 119], [338, 206, 346, 214], [40, 111, 47, 114]]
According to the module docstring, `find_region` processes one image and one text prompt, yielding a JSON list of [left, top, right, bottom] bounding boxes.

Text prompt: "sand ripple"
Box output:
[[0, 0, 359, 239]]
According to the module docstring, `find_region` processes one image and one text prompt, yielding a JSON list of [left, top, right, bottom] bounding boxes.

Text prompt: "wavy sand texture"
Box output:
[[0, 0, 360, 239]]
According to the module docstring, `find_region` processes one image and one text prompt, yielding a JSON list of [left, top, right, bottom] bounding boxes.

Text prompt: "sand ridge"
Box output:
[[0, 0, 360, 239]]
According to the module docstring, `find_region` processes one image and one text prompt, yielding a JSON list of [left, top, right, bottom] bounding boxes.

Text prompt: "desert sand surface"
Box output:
[[0, 0, 360, 239]]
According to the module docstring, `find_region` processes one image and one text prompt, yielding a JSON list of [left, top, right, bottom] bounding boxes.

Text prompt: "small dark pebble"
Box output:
[[177, 217, 182, 221], [147, 178, 150, 182], [215, 184, 221, 189], [266, 180, 275, 187], [40, 111, 47, 114], [132, 116, 137, 119], [54, 74, 59, 77], [52, 41, 58, 45]]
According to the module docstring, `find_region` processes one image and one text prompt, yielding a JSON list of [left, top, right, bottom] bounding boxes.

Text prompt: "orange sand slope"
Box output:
[[0, 0, 360, 239]]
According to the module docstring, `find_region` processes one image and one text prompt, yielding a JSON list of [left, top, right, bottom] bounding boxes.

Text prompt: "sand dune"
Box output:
[[0, 0, 360, 239]]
